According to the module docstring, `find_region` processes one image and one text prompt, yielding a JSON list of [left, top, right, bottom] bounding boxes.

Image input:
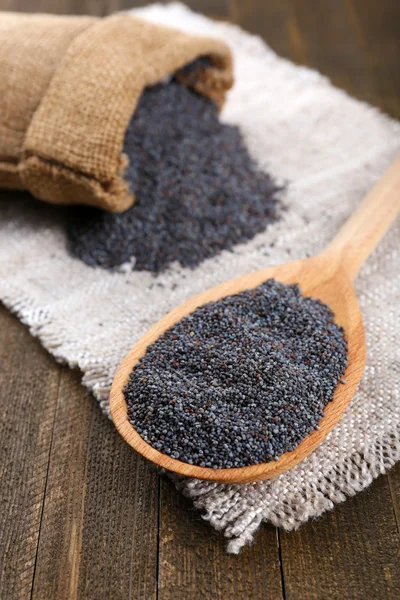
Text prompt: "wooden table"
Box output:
[[1, 2, 399, 599]]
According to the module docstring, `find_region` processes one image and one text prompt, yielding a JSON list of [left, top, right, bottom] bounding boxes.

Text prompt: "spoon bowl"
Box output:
[[110, 155, 400, 483], [110, 256, 365, 483]]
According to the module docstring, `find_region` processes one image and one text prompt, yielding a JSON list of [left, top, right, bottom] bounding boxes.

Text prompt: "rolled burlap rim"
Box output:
[[0, 12, 233, 212]]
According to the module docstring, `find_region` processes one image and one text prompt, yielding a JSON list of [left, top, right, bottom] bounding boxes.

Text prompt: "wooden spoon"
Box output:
[[110, 156, 400, 484]]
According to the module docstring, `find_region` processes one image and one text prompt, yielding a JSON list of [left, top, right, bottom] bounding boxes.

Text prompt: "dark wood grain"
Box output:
[[231, 0, 298, 63], [348, 0, 400, 118], [388, 463, 400, 535], [280, 473, 400, 599], [107, 0, 229, 19], [74, 400, 159, 600], [232, 0, 400, 118], [288, 0, 376, 105], [30, 367, 95, 600], [0, 1, 399, 599], [0, 306, 61, 600], [2, 0, 105, 15], [158, 479, 283, 600], [1, 0, 230, 18], [31, 368, 159, 600]]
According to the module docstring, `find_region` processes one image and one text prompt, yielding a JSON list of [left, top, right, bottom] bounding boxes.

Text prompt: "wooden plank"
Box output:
[[288, 0, 375, 104], [388, 463, 400, 535], [175, 0, 230, 19], [280, 473, 400, 599], [31, 368, 159, 600], [158, 478, 284, 600], [0, 0, 229, 17], [348, 0, 400, 118], [231, 0, 302, 63], [30, 367, 94, 600], [0, 0, 104, 15], [232, 0, 400, 115], [104, 0, 230, 19], [0, 306, 61, 600], [104, 0, 153, 14]]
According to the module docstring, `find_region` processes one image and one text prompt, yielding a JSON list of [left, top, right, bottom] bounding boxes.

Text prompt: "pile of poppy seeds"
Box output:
[[124, 279, 348, 469], [67, 64, 279, 273]]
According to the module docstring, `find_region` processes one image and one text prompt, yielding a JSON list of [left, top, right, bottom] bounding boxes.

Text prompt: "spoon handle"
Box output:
[[323, 154, 400, 281]]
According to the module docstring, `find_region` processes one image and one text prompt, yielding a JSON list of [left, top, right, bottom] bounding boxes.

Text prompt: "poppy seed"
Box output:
[[124, 279, 348, 469], [67, 70, 280, 273]]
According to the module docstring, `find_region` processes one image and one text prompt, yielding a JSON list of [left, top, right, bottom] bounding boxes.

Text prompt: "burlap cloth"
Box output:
[[0, 11, 232, 211], [0, 4, 399, 553]]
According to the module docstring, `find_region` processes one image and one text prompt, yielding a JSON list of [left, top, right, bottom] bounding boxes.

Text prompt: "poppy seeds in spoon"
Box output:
[[124, 279, 348, 469]]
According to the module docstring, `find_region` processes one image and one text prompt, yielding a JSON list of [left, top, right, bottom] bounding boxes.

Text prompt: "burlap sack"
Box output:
[[0, 12, 233, 212]]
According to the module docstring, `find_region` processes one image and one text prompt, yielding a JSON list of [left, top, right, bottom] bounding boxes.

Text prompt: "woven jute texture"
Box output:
[[0, 11, 232, 212], [0, 3, 399, 553]]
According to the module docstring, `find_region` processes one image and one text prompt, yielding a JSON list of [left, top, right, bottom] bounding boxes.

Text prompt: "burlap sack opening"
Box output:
[[0, 12, 233, 212]]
